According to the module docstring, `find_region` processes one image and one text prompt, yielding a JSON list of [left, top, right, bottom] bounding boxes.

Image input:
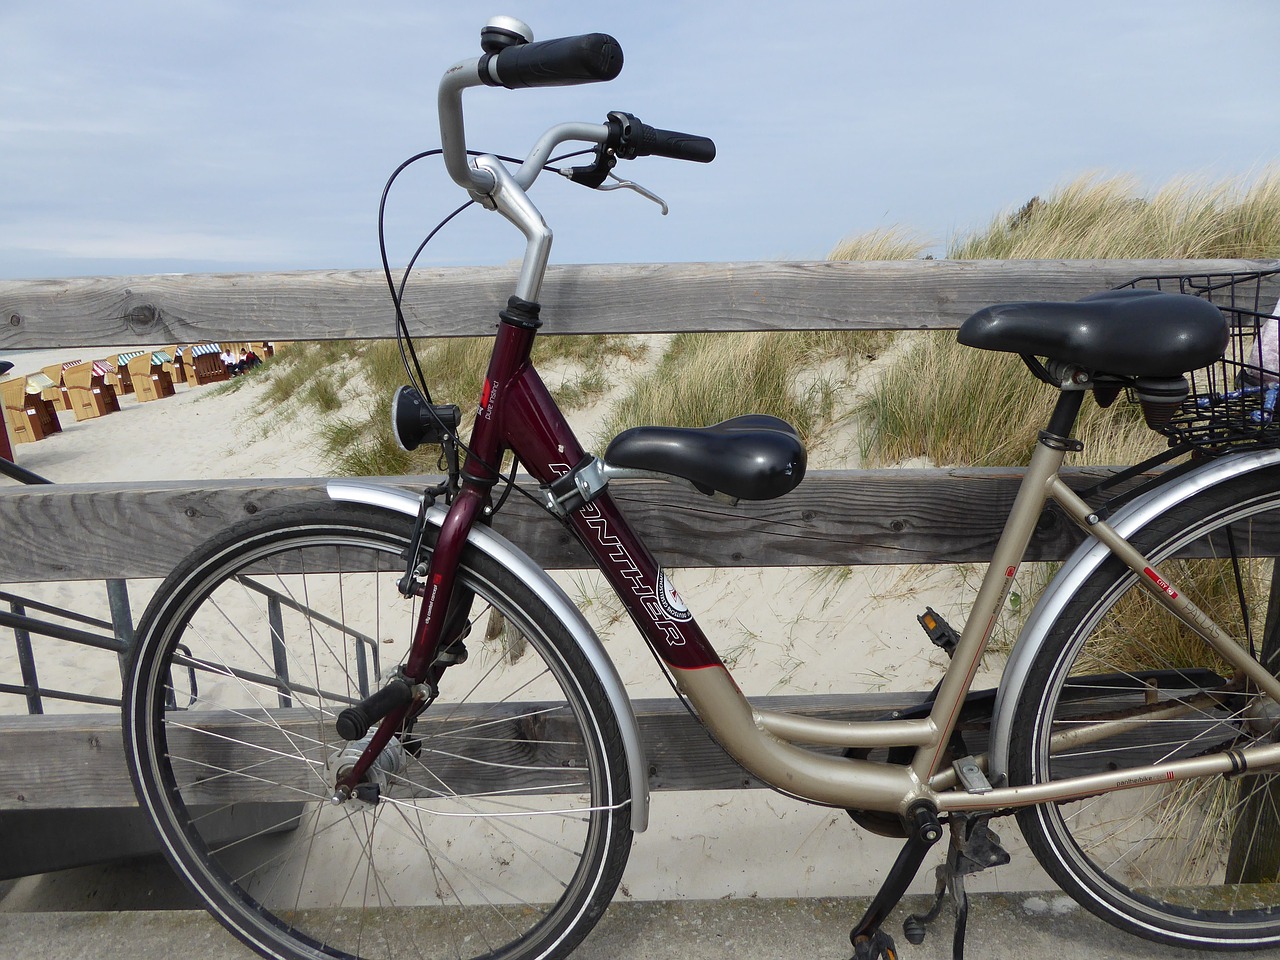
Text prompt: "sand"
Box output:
[[0, 345, 1050, 900]]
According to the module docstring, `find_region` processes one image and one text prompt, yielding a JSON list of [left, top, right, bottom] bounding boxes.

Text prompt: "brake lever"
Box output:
[[561, 148, 616, 188], [559, 147, 669, 214], [597, 173, 669, 215]]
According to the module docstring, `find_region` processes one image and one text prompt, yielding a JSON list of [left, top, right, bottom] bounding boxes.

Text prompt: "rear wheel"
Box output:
[[1011, 466, 1280, 948], [124, 502, 633, 960]]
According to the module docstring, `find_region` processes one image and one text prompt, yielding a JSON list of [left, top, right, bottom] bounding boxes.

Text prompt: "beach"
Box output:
[[1, 346, 329, 484]]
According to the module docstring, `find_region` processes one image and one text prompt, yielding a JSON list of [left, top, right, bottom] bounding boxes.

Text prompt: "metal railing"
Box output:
[[0, 585, 128, 712]]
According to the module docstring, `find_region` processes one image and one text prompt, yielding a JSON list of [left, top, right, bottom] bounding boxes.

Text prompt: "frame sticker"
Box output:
[[1143, 566, 1179, 599], [657, 569, 692, 622]]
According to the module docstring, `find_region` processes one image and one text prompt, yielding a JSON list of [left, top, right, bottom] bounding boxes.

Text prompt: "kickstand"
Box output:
[[902, 814, 1010, 960], [848, 803, 942, 960]]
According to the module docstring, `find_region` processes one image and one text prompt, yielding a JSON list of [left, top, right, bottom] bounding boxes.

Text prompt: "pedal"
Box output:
[[952, 756, 993, 795], [918, 607, 960, 657]]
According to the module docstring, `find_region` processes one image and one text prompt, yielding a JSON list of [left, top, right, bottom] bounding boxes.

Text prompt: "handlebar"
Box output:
[[433, 19, 716, 302], [438, 20, 715, 195]]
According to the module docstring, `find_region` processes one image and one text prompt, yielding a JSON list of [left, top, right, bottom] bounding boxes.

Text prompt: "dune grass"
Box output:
[[596, 331, 838, 447], [261, 341, 362, 409], [253, 171, 1280, 475], [829, 225, 936, 262], [263, 333, 645, 476], [952, 171, 1280, 261], [594, 228, 932, 446], [857, 332, 1164, 467], [857, 170, 1280, 468]]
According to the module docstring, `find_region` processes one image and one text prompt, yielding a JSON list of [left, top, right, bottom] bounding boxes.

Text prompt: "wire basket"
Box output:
[[1116, 268, 1280, 450]]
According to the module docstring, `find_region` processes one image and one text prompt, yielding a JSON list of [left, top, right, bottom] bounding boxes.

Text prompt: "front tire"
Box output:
[[123, 502, 632, 960]]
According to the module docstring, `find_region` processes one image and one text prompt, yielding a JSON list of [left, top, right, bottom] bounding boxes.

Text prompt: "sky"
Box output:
[[3, 0, 1279, 281]]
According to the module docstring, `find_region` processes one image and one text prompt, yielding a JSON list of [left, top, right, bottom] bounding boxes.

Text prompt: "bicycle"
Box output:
[[122, 17, 1280, 960]]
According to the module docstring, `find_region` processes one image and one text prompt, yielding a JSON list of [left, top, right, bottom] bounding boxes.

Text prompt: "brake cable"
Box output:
[[377, 146, 598, 515]]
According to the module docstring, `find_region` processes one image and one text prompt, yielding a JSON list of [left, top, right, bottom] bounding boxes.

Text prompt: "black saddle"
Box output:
[[604, 414, 807, 501], [958, 289, 1227, 378]]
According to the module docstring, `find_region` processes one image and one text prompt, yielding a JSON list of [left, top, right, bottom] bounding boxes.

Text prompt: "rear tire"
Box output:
[[1011, 466, 1280, 949], [123, 502, 633, 960]]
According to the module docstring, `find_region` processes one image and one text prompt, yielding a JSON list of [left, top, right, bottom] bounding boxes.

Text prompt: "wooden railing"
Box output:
[[1, 258, 1276, 836], [4, 258, 1276, 584]]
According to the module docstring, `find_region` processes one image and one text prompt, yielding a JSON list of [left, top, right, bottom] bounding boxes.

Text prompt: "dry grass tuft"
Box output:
[[597, 331, 838, 446], [951, 170, 1280, 261]]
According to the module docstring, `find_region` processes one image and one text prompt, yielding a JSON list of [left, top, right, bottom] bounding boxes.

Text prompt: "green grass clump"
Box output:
[[535, 334, 647, 413], [367, 337, 493, 409], [262, 341, 361, 408], [857, 332, 1163, 467]]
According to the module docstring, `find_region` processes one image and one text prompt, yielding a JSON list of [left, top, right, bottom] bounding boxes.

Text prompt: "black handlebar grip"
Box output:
[[335, 677, 415, 741], [606, 112, 716, 164], [484, 33, 623, 89], [637, 126, 716, 163]]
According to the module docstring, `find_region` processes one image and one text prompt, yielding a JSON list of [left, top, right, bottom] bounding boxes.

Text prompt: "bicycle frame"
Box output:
[[379, 313, 1280, 823], [357, 63, 1280, 825]]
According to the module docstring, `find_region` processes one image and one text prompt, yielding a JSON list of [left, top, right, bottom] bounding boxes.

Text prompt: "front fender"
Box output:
[[990, 447, 1280, 782], [326, 479, 649, 833]]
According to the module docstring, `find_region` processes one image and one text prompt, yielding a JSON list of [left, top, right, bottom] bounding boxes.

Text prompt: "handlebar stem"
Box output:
[[435, 44, 614, 304], [473, 155, 553, 302]]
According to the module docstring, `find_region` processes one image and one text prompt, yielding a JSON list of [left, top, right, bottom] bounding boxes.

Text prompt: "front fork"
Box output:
[[332, 483, 489, 799]]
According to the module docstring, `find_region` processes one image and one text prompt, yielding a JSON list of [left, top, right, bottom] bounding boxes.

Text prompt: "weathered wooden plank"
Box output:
[[0, 804, 300, 880], [0, 692, 926, 809], [1, 259, 1274, 349], [0, 467, 1139, 582]]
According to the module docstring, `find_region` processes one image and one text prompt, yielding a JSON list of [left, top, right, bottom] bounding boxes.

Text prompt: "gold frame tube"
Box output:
[[671, 431, 1280, 818]]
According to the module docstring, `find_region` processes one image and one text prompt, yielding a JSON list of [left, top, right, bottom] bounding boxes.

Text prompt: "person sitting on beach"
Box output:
[[221, 349, 237, 377]]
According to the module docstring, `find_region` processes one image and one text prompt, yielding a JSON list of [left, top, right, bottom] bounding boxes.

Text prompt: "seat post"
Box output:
[[1042, 387, 1087, 449]]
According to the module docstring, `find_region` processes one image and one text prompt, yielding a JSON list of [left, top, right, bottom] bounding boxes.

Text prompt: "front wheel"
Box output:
[[123, 502, 633, 960], [1011, 465, 1280, 949]]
